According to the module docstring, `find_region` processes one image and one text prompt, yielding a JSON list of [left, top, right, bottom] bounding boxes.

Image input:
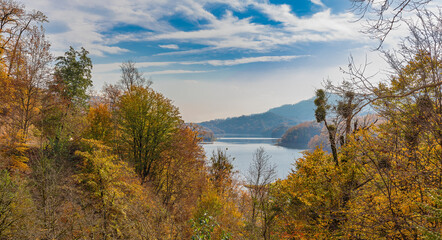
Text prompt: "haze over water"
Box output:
[[202, 136, 306, 180]]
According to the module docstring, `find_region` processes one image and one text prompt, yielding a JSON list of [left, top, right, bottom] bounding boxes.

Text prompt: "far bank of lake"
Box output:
[[202, 135, 306, 180]]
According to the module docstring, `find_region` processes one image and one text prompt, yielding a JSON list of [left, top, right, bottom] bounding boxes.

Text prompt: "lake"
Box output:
[[202, 136, 306, 180]]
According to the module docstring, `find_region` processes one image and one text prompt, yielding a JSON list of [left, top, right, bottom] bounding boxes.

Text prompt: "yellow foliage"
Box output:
[[74, 139, 144, 238]]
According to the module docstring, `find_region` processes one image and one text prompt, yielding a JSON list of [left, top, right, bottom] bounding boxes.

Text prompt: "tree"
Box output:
[[208, 148, 235, 194], [85, 103, 113, 143], [75, 139, 144, 239], [0, 170, 34, 239], [350, 0, 433, 47], [271, 148, 344, 238], [30, 151, 69, 240], [117, 86, 181, 181], [7, 26, 52, 140], [245, 147, 276, 240], [54, 46, 92, 108], [419, 190, 442, 239], [0, 0, 47, 72], [119, 61, 151, 91], [38, 47, 92, 160], [153, 124, 207, 238], [314, 89, 339, 165], [190, 148, 245, 239], [0, 1, 50, 174], [340, 12, 442, 237]]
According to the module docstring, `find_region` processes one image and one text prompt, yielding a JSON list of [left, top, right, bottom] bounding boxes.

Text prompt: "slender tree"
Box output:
[[314, 89, 339, 165]]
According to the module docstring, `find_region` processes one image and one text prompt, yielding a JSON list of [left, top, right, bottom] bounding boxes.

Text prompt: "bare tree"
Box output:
[[324, 8, 441, 130], [119, 61, 151, 91], [350, 0, 433, 48], [335, 8, 442, 238], [246, 147, 276, 240], [338, 8, 441, 108], [0, 0, 49, 142], [10, 26, 52, 139]]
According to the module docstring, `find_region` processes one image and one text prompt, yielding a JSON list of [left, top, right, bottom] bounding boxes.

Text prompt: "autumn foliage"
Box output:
[[0, 0, 441, 239]]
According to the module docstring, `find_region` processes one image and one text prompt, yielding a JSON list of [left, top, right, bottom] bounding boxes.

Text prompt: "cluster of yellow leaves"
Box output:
[[271, 148, 346, 239], [85, 103, 113, 143], [74, 139, 144, 238], [0, 129, 30, 173], [192, 181, 245, 239]]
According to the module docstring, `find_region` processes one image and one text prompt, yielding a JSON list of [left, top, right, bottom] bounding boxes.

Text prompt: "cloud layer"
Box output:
[[18, 0, 387, 122], [22, 0, 363, 56]]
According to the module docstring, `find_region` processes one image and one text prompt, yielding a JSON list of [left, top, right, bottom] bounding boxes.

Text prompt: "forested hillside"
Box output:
[[278, 121, 322, 149], [198, 94, 363, 138], [199, 111, 299, 137], [198, 97, 324, 137], [0, 0, 440, 239]]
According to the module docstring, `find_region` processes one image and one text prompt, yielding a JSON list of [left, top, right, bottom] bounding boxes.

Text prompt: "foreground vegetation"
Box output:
[[0, 0, 440, 239]]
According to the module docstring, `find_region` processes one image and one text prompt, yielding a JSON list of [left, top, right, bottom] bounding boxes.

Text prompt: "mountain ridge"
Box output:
[[198, 96, 318, 137]]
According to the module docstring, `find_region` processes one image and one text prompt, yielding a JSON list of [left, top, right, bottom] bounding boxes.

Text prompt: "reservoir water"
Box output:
[[202, 136, 306, 180]]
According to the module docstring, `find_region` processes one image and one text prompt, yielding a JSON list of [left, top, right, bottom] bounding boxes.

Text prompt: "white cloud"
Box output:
[[94, 61, 175, 73], [93, 55, 305, 74], [146, 70, 210, 75], [147, 3, 364, 51], [21, 0, 366, 56], [311, 0, 325, 7], [159, 44, 180, 49], [187, 55, 307, 66], [154, 47, 216, 56]]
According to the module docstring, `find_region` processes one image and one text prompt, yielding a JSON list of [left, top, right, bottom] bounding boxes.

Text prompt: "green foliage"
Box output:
[[191, 212, 218, 240], [54, 46, 92, 107], [336, 91, 357, 120], [117, 86, 181, 180], [192, 187, 238, 240], [0, 170, 34, 239], [209, 148, 235, 193], [0, 170, 21, 237], [419, 190, 442, 240], [314, 89, 339, 165], [314, 89, 329, 123]]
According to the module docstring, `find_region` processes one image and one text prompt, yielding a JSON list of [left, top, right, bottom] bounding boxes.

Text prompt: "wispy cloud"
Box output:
[[146, 70, 210, 75], [159, 44, 179, 49], [154, 47, 216, 56], [186, 55, 307, 66], [22, 0, 364, 56], [147, 4, 362, 51], [311, 0, 325, 7], [94, 61, 175, 73], [93, 55, 305, 74]]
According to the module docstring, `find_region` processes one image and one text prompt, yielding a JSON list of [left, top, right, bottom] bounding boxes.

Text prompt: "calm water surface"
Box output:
[[202, 137, 306, 180]]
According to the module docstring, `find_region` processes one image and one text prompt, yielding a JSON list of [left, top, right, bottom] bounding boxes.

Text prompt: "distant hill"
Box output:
[[267, 98, 316, 123], [197, 94, 370, 138], [198, 96, 319, 137], [278, 121, 323, 149], [199, 112, 299, 137]]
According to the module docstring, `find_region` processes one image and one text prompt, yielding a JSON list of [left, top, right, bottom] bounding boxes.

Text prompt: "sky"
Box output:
[[19, 0, 414, 122]]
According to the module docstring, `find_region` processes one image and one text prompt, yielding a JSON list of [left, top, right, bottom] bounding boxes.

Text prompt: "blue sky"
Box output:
[[21, 0, 389, 122]]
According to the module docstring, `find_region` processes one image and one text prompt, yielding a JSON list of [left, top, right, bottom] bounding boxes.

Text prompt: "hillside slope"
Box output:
[[197, 94, 357, 137], [267, 98, 316, 122], [199, 112, 298, 136], [278, 121, 323, 149], [198, 97, 318, 137], [198, 97, 319, 137]]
